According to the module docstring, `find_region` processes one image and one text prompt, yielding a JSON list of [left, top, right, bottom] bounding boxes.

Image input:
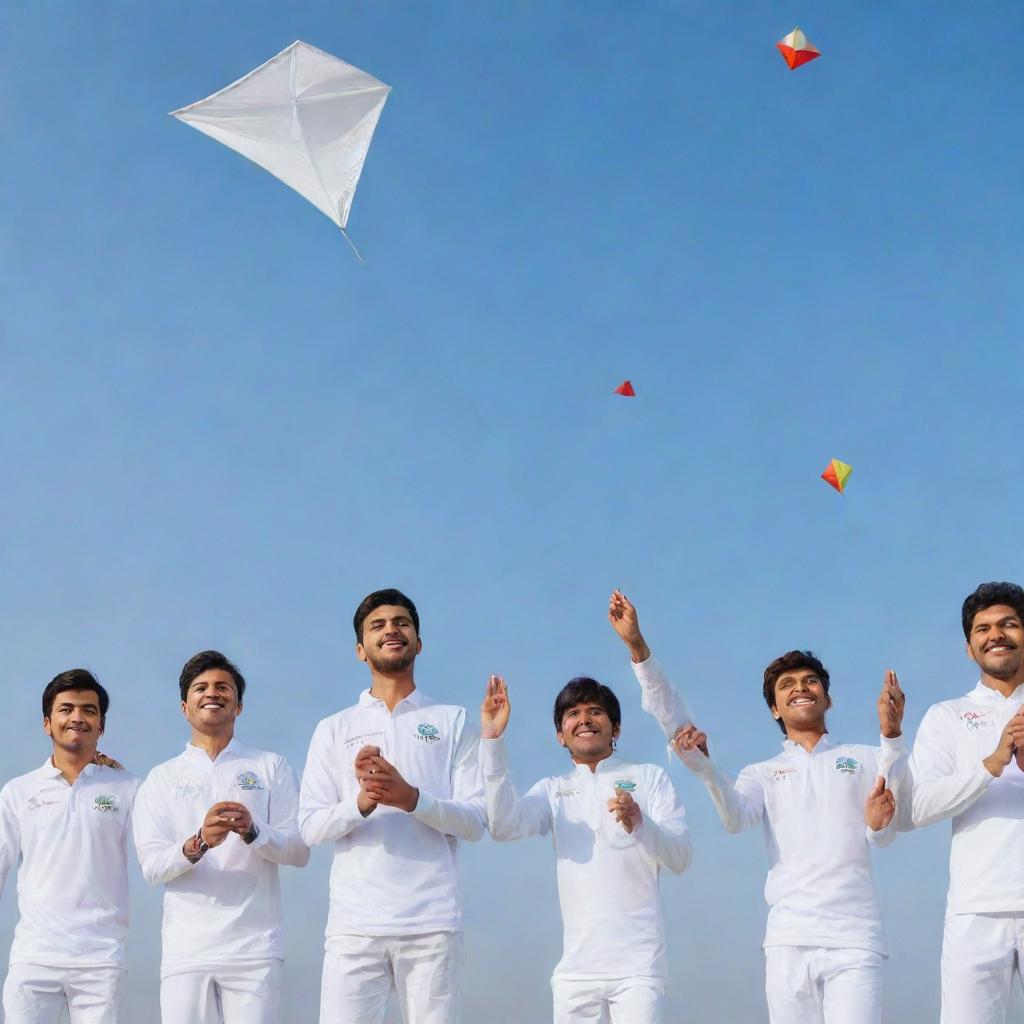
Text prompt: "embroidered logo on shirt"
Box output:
[[772, 767, 798, 782], [554, 788, 580, 799], [174, 776, 201, 799], [93, 794, 119, 813], [961, 709, 997, 731], [26, 796, 60, 812], [235, 771, 264, 791], [834, 756, 862, 775], [415, 723, 440, 743], [614, 779, 637, 792]]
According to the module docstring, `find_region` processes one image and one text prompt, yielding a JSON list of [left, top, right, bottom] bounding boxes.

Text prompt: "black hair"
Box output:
[[762, 651, 830, 734], [553, 676, 622, 731], [179, 650, 246, 703], [961, 582, 1024, 640], [353, 589, 420, 641], [42, 669, 110, 726]]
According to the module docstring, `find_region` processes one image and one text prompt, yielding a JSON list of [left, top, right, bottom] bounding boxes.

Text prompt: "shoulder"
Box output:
[[141, 753, 186, 786], [93, 765, 141, 788]]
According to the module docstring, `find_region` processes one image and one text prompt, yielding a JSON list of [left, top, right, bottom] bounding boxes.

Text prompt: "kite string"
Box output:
[[341, 229, 365, 265]]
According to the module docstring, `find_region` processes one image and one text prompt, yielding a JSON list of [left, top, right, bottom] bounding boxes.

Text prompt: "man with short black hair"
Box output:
[[609, 590, 905, 1024], [0, 669, 138, 1024], [481, 669, 691, 1023], [905, 581, 1024, 1023], [133, 650, 308, 1024], [299, 589, 485, 1024]]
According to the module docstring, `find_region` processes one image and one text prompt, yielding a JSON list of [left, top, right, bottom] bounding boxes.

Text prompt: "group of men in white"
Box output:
[[1, 581, 1023, 1024]]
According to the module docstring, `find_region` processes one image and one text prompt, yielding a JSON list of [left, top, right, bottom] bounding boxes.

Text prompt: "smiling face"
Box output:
[[43, 688, 104, 758], [967, 603, 1024, 683], [181, 668, 242, 734], [771, 668, 831, 735], [556, 702, 620, 764], [356, 604, 422, 674]]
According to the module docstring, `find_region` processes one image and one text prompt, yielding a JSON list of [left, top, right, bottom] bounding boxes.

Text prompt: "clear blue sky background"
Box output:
[[2, 1, 1024, 1020]]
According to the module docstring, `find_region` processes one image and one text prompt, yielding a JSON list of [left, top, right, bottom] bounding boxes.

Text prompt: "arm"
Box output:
[[634, 768, 692, 874], [0, 785, 20, 899], [132, 776, 196, 886], [480, 737, 552, 841], [865, 738, 906, 848], [247, 759, 310, 867], [298, 722, 369, 847]]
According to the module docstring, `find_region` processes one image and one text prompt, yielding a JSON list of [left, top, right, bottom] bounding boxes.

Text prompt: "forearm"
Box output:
[[412, 790, 486, 841], [698, 763, 762, 834], [907, 763, 992, 830], [298, 790, 367, 847], [638, 817, 692, 874], [135, 836, 196, 886], [481, 738, 549, 841], [631, 655, 694, 741], [249, 820, 310, 866]]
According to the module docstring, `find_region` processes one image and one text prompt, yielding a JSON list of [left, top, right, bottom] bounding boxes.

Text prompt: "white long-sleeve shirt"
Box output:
[[133, 738, 308, 977], [299, 688, 485, 937], [0, 761, 139, 969], [482, 737, 691, 980], [633, 655, 904, 955], [907, 681, 1024, 914]]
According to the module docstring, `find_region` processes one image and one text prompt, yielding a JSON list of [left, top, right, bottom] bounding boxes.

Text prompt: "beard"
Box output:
[[976, 646, 1024, 680], [364, 644, 417, 674]]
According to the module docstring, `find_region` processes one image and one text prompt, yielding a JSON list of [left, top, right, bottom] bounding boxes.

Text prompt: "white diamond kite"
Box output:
[[171, 41, 390, 250]]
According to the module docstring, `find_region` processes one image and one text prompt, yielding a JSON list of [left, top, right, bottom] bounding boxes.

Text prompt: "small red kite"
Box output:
[[614, 380, 636, 397], [777, 28, 821, 70], [821, 458, 853, 493]]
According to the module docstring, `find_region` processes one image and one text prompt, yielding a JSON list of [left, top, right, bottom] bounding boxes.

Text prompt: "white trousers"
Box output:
[[320, 931, 463, 1024], [941, 912, 1024, 1024], [159, 961, 281, 1024], [551, 975, 665, 1024], [2, 962, 121, 1024], [764, 946, 884, 1024]]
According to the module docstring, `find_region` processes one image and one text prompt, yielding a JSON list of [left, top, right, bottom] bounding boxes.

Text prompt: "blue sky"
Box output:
[[2, 1, 1024, 1019]]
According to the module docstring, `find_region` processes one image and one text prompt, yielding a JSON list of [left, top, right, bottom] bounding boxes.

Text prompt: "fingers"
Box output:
[[869, 775, 885, 799]]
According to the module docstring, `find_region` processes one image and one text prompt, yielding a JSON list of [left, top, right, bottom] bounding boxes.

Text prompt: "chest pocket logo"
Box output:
[[613, 779, 637, 792], [416, 723, 441, 744], [834, 756, 862, 775], [93, 794, 119, 813], [962, 710, 997, 731], [235, 771, 265, 791]]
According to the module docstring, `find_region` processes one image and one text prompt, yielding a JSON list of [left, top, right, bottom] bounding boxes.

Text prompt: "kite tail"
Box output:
[[341, 229, 365, 265]]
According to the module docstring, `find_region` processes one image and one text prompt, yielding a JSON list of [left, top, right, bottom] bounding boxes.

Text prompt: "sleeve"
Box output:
[[248, 758, 310, 867], [635, 767, 692, 875], [866, 738, 905, 848], [132, 774, 195, 886], [412, 712, 487, 842], [631, 655, 695, 742], [298, 721, 368, 847], [692, 758, 765, 835], [903, 706, 993, 831], [480, 737, 552, 842], [0, 784, 21, 899]]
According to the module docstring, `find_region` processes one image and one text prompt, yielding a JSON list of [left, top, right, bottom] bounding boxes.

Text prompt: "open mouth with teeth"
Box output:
[[985, 644, 1016, 654], [787, 696, 817, 707]]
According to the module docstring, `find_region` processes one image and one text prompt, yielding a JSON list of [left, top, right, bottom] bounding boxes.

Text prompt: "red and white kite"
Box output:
[[777, 28, 821, 70], [614, 380, 636, 397]]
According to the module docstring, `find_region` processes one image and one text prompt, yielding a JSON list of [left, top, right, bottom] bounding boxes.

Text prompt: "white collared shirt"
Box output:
[[132, 738, 308, 977], [299, 688, 485, 937], [0, 760, 139, 968], [907, 681, 1024, 913], [633, 655, 904, 954], [482, 738, 691, 980]]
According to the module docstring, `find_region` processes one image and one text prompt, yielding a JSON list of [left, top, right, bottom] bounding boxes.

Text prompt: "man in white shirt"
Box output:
[[0, 669, 139, 1024], [608, 590, 905, 1024], [480, 668, 692, 1024], [133, 650, 308, 1024], [299, 588, 485, 1024], [905, 581, 1024, 1023]]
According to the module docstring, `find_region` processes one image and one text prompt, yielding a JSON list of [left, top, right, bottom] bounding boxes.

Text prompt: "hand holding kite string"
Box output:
[[480, 676, 510, 740], [983, 706, 1024, 778], [864, 777, 896, 832], [608, 590, 651, 663], [608, 787, 642, 835], [672, 723, 710, 769], [877, 671, 906, 740]]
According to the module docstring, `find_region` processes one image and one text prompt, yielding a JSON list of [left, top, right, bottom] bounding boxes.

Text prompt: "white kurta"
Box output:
[[299, 688, 485, 938], [482, 738, 691, 980], [632, 655, 904, 955], [0, 761, 139, 969], [132, 739, 308, 977]]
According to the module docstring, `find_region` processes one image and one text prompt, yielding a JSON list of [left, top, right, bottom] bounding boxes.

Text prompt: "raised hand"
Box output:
[[200, 802, 246, 848], [608, 590, 651, 663], [362, 754, 419, 813], [865, 776, 896, 831], [984, 706, 1024, 778], [607, 788, 642, 834], [93, 751, 126, 771], [672, 723, 710, 771], [481, 676, 511, 739], [877, 670, 906, 739]]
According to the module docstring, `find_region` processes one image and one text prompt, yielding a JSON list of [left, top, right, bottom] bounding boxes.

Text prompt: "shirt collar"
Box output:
[[969, 680, 1024, 704], [358, 687, 428, 711], [573, 754, 622, 775], [38, 758, 98, 781], [782, 734, 834, 755], [184, 736, 241, 762]]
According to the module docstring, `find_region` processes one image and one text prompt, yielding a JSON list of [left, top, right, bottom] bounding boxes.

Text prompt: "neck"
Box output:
[[51, 746, 96, 784], [785, 724, 828, 752], [980, 672, 1024, 698], [190, 727, 234, 760], [571, 749, 614, 773], [369, 669, 416, 712]]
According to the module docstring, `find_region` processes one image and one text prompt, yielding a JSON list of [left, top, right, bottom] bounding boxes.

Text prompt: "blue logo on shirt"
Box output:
[[835, 756, 861, 775], [416, 723, 440, 743], [235, 771, 264, 791], [614, 779, 637, 792]]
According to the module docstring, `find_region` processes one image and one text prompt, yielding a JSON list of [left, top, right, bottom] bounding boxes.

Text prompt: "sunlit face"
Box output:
[[967, 604, 1024, 682], [771, 668, 831, 734], [44, 688, 104, 757], [182, 669, 242, 731], [356, 604, 421, 673], [557, 702, 620, 762]]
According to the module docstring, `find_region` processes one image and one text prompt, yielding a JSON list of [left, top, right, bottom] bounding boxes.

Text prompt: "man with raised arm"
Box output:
[[608, 590, 905, 1024], [906, 581, 1024, 1023], [299, 588, 485, 1024], [0, 669, 138, 1024], [133, 650, 308, 1024], [480, 668, 692, 1024]]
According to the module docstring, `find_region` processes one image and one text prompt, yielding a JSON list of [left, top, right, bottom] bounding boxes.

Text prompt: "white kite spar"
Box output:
[[171, 41, 391, 257]]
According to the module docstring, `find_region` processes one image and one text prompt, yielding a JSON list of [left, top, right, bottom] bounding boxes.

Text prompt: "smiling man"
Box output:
[[608, 590, 906, 1024], [299, 589, 485, 1024], [0, 669, 138, 1024], [132, 650, 308, 1024], [904, 582, 1024, 1023], [480, 671, 691, 1023]]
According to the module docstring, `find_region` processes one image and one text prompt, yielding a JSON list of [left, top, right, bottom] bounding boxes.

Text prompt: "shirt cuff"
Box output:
[[879, 733, 906, 752], [480, 736, 510, 776], [246, 816, 270, 851], [411, 788, 435, 821]]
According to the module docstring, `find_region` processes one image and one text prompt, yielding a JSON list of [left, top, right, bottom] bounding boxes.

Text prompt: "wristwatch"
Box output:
[[243, 822, 260, 845], [184, 827, 210, 864]]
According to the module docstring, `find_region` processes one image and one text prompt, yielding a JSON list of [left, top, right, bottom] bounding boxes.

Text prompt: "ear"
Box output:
[[612, 724, 621, 741], [234, 702, 243, 719], [181, 700, 189, 719], [43, 717, 53, 739], [771, 705, 781, 721], [356, 642, 368, 664], [416, 637, 423, 655], [556, 730, 567, 749], [825, 694, 833, 710], [966, 640, 978, 666]]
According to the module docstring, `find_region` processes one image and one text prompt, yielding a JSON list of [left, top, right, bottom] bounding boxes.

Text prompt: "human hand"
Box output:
[[607, 788, 642, 834], [362, 755, 419, 813], [877, 670, 905, 739], [864, 776, 896, 831], [608, 590, 651, 663], [481, 676, 511, 739]]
